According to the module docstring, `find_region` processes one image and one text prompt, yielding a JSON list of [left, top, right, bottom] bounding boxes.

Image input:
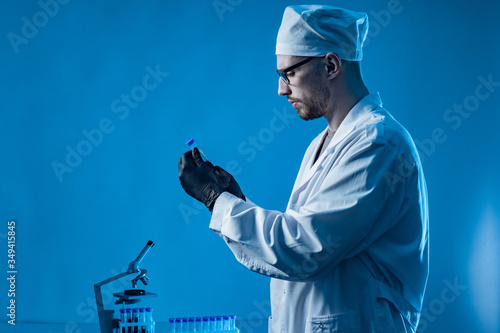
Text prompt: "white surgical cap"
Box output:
[[276, 5, 369, 61]]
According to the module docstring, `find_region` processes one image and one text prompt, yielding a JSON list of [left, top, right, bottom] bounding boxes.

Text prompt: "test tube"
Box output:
[[182, 318, 189, 332], [188, 317, 195, 332], [216, 316, 223, 331], [126, 309, 133, 333], [175, 317, 182, 333], [210, 316, 217, 331], [230, 315, 236, 329], [195, 317, 203, 332], [139, 308, 146, 333], [133, 308, 139, 333], [145, 308, 155, 333], [202, 316, 210, 332], [169, 318, 175, 333], [186, 138, 209, 162], [120, 309, 126, 333], [222, 316, 230, 331], [145, 308, 153, 322]]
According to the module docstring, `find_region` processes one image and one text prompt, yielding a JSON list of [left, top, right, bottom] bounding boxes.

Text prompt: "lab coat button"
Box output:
[[283, 288, 286, 294]]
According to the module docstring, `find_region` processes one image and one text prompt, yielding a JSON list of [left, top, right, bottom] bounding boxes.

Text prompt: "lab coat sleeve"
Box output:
[[209, 131, 416, 281]]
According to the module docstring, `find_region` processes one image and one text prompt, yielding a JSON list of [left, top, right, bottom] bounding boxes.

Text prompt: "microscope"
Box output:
[[94, 240, 157, 333]]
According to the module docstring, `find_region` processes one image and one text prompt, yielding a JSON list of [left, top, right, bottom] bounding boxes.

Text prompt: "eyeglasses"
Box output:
[[276, 56, 316, 84]]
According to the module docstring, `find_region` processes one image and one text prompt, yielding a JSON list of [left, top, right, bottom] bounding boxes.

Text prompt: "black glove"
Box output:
[[214, 166, 245, 201], [178, 148, 222, 211]]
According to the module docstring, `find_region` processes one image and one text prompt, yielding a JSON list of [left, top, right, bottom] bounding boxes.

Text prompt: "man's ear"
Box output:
[[325, 52, 341, 80]]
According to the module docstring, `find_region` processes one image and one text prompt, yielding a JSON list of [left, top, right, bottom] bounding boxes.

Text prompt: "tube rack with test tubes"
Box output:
[[117, 307, 155, 333], [168, 315, 239, 332]]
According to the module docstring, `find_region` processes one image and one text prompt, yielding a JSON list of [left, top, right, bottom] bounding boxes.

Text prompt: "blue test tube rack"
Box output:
[[168, 315, 239, 332]]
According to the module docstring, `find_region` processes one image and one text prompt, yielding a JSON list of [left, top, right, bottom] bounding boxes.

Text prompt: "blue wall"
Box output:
[[1, 0, 499, 332]]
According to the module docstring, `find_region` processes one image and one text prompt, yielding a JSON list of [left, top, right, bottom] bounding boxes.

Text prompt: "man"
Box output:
[[179, 5, 429, 333]]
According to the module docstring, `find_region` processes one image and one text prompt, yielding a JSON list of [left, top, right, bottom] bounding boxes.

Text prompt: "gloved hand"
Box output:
[[214, 166, 245, 201], [178, 148, 222, 211]]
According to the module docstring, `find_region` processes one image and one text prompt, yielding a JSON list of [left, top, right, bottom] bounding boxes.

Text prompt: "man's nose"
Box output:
[[278, 78, 291, 96]]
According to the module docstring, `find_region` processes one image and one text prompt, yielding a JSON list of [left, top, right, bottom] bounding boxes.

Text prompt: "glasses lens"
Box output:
[[277, 71, 289, 84]]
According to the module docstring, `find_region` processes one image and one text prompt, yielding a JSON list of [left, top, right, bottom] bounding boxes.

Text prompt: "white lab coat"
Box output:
[[210, 93, 429, 333]]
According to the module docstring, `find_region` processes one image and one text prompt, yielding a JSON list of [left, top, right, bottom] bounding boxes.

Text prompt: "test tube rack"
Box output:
[[114, 294, 157, 333], [168, 315, 239, 332], [119, 322, 155, 333], [117, 307, 155, 333]]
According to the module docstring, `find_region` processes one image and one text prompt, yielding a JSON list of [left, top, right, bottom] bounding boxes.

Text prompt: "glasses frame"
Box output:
[[276, 56, 316, 84]]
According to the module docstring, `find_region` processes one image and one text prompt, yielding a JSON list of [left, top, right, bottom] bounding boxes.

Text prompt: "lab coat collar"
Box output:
[[318, 92, 382, 157], [305, 92, 383, 176], [329, 92, 383, 148], [290, 92, 385, 207]]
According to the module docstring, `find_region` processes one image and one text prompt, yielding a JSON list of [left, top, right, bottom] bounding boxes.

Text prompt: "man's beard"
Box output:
[[296, 84, 331, 121]]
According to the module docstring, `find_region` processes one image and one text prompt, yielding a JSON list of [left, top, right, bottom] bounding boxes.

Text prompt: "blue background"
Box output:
[[1, 0, 499, 332]]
